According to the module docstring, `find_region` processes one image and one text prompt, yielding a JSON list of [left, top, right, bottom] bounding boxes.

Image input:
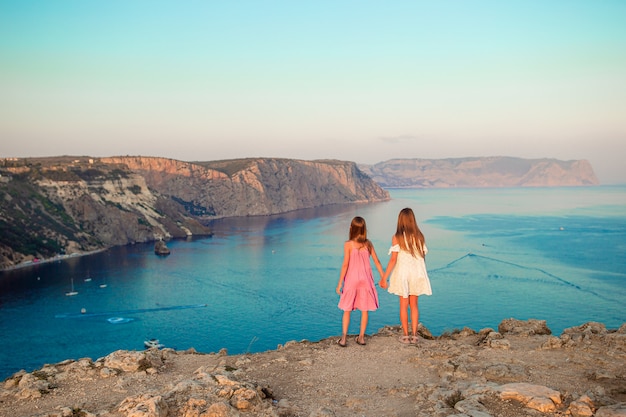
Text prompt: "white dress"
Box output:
[[387, 243, 432, 298]]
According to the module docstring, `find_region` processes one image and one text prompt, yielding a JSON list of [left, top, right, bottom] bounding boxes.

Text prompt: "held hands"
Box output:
[[379, 272, 389, 289]]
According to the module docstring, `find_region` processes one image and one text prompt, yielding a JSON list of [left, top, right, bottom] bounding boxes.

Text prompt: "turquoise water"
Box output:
[[1, 186, 625, 379]]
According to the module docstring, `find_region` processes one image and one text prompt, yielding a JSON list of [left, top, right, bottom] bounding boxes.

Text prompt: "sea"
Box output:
[[1, 186, 625, 379]]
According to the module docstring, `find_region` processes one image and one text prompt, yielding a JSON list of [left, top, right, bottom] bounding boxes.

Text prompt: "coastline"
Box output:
[[0, 249, 106, 273]]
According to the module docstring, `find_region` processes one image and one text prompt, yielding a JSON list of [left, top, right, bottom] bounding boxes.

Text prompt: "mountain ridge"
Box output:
[[359, 156, 599, 188]]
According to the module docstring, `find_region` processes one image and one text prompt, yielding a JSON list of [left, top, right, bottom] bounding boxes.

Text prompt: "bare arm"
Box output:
[[369, 245, 384, 279], [379, 235, 399, 289], [336, 241, 352, 295]]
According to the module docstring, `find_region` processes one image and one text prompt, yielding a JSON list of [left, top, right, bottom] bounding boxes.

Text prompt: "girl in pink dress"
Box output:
[[379, 208, 432, 345], [336, 216, 384, 347]]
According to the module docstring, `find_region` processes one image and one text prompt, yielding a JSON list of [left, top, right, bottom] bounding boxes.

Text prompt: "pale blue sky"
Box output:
[[1, 1, 625, 183]]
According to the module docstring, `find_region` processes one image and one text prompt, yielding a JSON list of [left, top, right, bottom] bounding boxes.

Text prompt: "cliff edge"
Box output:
[[102, 156, 389, 218], [1, 319, 624, 417]]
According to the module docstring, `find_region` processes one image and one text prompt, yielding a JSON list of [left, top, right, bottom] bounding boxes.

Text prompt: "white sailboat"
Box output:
[[144, 338, 165, 349], [65, 278, 78, 296]]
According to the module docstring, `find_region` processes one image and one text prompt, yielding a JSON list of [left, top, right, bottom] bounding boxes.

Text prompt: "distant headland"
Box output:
[[359, 156, 599, 188]]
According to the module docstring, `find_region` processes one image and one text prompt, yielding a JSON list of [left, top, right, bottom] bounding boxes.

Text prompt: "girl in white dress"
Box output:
[[379, 208, 432, 344]]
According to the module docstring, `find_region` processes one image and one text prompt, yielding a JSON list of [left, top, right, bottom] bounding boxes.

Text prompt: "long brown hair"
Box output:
[[394, 208, 426, 258], [349, 216, 373, 252]]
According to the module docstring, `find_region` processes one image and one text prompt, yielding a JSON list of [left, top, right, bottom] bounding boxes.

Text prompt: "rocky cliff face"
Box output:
[[101, 157, 389, 218], [0, 156, 388, 269], [360, 157, 599, 188]]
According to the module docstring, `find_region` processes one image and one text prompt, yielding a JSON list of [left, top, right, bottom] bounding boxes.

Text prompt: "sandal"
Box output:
[[337, 339, 347, 348], [398, 335, 411, 344], [410, 335, 419, 345], [354, 336, 366, 346]]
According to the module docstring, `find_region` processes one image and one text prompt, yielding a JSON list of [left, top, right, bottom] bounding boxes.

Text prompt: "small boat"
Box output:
[[65, 278, 78, 296], [144, 338, 165, 349]]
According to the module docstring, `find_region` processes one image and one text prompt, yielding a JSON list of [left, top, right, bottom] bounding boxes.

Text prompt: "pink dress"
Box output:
[[338, 247, 380, 312]]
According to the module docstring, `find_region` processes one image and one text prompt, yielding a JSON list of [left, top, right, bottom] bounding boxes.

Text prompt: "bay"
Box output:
[[1, 186, 625, 379]]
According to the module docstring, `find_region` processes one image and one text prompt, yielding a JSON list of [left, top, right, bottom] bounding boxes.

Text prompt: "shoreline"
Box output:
[[0, 249, 106, 273], [0, 233, 219, 273]]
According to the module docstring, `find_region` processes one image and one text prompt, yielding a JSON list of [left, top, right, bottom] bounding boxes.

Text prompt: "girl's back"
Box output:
[[338, 240, 379, 311]]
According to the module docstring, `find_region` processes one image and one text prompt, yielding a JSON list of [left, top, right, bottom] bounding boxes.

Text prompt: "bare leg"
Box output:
[[340, 311, 350, 345], [357, 311, 368, 344], [409, 295, 419, 336], [399, 296, 410, 336]]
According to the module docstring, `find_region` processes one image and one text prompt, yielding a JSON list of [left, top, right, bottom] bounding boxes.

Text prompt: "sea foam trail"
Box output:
[[54, 303, 208, 319]]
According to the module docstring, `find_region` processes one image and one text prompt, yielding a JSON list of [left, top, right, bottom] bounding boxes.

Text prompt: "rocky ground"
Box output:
[[1, 319, 625, 417]]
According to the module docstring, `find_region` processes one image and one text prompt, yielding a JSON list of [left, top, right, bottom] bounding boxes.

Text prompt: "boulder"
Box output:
[[498, 318, 551, 336], [596, 403, 626, 417], [118, 394, 169, 417], [498, 382, 561, 413], [103, 350, 162, 373], [568, 395, 595, 417]]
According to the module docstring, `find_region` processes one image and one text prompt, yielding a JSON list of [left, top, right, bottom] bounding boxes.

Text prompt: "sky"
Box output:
[[1, 1, 625, 184]]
